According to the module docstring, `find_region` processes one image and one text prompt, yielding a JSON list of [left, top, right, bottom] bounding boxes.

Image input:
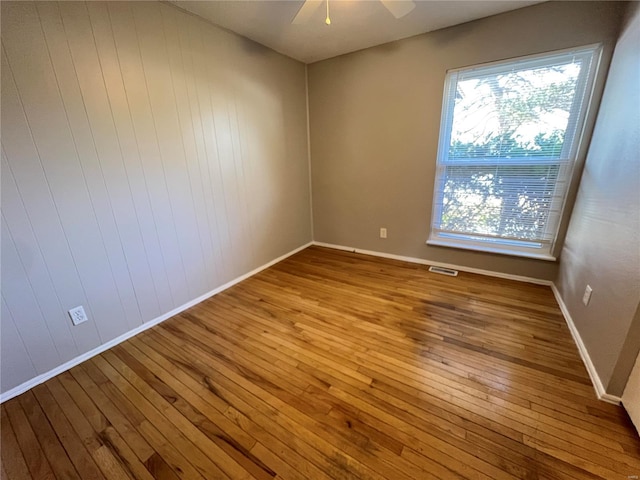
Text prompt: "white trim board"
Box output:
[[312, 241, 553, 286], [313, 241, 621, 404], [5, 239, 620, 406], [0, 242, 313, 404], [550, 284, 622, 405]]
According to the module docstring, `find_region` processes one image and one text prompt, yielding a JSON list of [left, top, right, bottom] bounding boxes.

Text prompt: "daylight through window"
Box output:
[[428, 45, 601, 259]]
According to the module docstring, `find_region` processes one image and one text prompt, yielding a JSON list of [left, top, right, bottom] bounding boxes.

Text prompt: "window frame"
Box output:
[[427, 44, 603, 260]]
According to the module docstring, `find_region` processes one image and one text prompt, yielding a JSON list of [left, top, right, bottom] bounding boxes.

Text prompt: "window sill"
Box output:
[[426, 239, 557, 262]]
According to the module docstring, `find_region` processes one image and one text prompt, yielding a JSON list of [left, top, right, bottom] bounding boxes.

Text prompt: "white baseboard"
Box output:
[[312, 241, 553, 286], [5, 240, 619, 407], [0, 242, 312, 404], [550, 284, 622, 405]]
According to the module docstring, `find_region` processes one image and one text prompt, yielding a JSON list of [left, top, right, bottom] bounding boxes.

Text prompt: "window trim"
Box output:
[[428, 44, 602, 260], [426, 238, 557, 261]]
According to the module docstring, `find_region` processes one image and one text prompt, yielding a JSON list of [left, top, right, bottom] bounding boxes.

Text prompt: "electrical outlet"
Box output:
[[380, 227, 387, 239], [582, 285, 593, 306], [68, 306, 88, 326]]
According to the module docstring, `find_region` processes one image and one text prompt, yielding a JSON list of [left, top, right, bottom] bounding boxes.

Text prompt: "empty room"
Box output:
[[1, 0, 639, 478]]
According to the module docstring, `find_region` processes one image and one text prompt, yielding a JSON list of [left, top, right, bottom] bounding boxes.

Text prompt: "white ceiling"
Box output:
[[171, 0, 543, 64]]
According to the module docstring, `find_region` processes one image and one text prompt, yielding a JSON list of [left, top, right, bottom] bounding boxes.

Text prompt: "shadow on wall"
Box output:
[[610, 303, 640, 395]]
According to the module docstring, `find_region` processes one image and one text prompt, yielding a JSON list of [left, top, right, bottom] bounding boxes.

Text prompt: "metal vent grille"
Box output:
[[428, 266, 459, 277]]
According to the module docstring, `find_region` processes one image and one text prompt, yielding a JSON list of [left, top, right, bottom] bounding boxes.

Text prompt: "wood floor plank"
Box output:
[[2, 246, 639, 479], [62, 367, 156, 466], [112, 343, 276, 480], [210, 284, 632, 462], [4, 398, 56, 479], [152, 316, 511, 478], [76, 360, 206, 480], [220, 287, 596, 421], [135, 332, 337, 480], [144, 334, 347, 479], [148, 326, 390, 480], [31, 384, 106, 480], [0, 406, 32, 480], [89, 354, 236, 480], [47, 376, 146, 480], [47, 374, 153, 480]]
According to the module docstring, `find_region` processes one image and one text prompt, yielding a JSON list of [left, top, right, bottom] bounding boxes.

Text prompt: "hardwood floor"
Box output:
[[2, 246, 639, 479]]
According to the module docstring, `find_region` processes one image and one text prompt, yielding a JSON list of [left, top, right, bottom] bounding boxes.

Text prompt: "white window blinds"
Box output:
[[429, 45, 601, 259]]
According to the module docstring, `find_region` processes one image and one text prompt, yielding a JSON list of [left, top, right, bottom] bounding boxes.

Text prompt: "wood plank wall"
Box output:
[[1, 1, 311, 394]]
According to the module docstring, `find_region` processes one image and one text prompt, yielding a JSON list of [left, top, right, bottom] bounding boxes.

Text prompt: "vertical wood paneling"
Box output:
[[106, 2, 190, 308], [199, 22, 243, 280], [2, 2, 129, 344], [1, 44, 103, 356], [130, 2, 207, 300], [172, 8, 226, 282], [210, 25, 255, 276], [86, 2, 174, 316], [1, 1, 311, 395], [158, 4, 219, 288], [38, 2, 144, 332], [0, 298, 36, 395], [1, 216, 61, 372], [185, 16, 235, 281], [1, 152, 79, 363]]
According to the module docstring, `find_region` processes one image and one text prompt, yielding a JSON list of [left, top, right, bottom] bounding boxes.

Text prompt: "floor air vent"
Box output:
[[428, 266, 459, 277]]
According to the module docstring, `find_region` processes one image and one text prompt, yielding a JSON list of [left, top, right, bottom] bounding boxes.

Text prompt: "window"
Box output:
[[428, 45, 601, 260]]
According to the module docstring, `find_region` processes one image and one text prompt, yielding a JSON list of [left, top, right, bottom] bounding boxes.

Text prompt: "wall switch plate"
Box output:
[[380, 227, 387, 239], [582, 285, 593, 306], [69, 306, 89, 326]]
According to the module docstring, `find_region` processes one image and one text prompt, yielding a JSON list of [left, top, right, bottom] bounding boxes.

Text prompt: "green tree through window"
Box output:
[[430, 46, 601, 257]]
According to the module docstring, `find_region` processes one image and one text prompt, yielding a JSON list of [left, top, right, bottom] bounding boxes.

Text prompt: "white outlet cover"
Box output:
[[68, 305, 88, 326], [582, 285, 593, 306], [380, 228, 387, 239]]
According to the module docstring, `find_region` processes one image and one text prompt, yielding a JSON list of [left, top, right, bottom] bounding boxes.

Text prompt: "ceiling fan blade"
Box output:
[[292, 0, 324, 24], [380, 0, 416, 19]]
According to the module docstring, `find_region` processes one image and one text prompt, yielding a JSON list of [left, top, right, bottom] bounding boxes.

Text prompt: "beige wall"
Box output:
[[622, 345, 640, 433], [555, 3, 640, 397], [1, 1, 311, 394], [308, 1, 625, 281]]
